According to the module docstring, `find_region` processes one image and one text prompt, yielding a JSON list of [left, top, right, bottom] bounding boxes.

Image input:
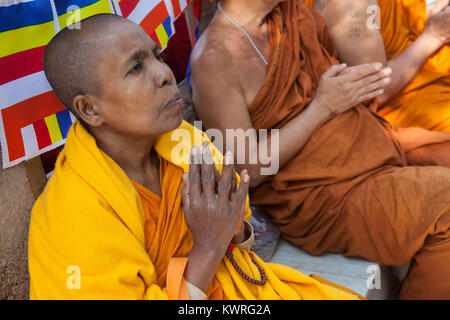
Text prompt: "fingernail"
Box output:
[[243, 174, 249, 183], [383, 68, 392, 75], [340, 63, 347, 67], [384, 77, 391, 84], [374, 63, 382, 70]]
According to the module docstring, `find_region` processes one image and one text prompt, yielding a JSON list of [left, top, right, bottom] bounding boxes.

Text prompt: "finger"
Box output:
[[218, 151, 234, 209], [355, 76, 391, 97], [349, 67, 391, 94], [231, 170, 250, 212], [231, 167, 237, 196], [200, 143, 216, 204], [323, 63, 347, 78], [340, 63, 383, 82], [181, 173, 191, 210], [357, 88, 385, 103], [189, 145, 202, 200]]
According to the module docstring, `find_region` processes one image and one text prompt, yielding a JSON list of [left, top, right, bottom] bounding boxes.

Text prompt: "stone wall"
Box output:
[[0, 145, 46, 300]]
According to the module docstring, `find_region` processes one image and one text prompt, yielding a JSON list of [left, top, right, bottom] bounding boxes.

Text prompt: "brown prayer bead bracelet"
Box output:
[[225, 246, 267, 286]]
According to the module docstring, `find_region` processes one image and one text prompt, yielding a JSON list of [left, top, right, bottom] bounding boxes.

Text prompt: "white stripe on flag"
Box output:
[[127, 0, 159, 24], [179, 0, 187, 11], [0, 0, 34, 8], [0, 71, 52, 111], [164, 0, 175, 19], [20, 124, 39, 160], [110, 0, 122, 15]]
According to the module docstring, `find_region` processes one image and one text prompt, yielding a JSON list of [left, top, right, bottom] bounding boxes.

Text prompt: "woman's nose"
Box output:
[[154, 62, 175, 88]]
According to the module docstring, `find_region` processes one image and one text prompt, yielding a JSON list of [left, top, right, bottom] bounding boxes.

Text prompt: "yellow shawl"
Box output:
[[29, 120, 362, 300]]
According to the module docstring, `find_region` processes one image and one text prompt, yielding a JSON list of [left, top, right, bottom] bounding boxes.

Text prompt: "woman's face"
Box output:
[[89, 20, 183, 139]]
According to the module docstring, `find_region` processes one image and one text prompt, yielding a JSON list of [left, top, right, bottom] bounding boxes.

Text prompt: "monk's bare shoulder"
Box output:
[[190, 20, 239, 86]]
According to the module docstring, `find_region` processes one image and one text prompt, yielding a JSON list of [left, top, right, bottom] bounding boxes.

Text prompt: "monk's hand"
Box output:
[[314, 63, 392, 116], [182, 143, 250, 254], [425, 3, 450, 46]]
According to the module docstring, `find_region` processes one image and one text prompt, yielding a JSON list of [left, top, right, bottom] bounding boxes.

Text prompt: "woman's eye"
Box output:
[[128, 62, 142, 75]]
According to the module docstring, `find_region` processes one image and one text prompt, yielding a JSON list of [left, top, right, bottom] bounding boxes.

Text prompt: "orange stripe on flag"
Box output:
[[1, 90, 66, 162], [140, 1, 169, 35]]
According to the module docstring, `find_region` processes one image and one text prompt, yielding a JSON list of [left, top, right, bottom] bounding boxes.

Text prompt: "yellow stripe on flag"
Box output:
[[155, 24, 169, 48], [58, 0, 113, 29], [0, 20, 55, 58], [44, 114, 63, 144]]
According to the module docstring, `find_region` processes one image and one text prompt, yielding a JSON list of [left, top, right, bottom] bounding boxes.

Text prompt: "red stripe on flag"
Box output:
[[149, 32, 161, 48], [171, 0, 182, 17], [1, 90, 66, 162], [33, 118, 52, 150], [140, 1, 169, 35], [118, 0, 140, 17], [0, 46, 46, 86]]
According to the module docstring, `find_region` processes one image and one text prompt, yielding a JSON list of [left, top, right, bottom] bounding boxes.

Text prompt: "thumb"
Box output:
[[323, 63, 347, 78]]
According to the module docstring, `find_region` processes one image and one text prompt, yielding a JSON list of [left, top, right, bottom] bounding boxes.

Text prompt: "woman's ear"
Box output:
[[72, 95, 104, 127]]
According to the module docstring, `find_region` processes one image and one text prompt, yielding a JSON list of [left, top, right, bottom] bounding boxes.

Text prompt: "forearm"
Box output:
[[376, 30, 443, 106], [184, 243, 225, 293], [238, 99, 331, 187]]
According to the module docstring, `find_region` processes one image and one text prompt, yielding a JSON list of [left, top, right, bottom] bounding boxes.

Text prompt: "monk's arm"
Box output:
[[376, 31, 444, 105], [191, 51, 389, 187], [317, 0, 449, 106], [314, 0, 387, 65], [191, 55, 332, 187]]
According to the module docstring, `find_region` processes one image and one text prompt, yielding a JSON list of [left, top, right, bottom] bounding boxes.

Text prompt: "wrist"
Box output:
[[312, 98, 333, 119], [232, 221, 249, 244], [421, 28, 445, 52]]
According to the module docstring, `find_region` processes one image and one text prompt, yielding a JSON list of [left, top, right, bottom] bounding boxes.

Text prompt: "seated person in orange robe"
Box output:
[[305, 0, 450, 132], [28, 13, 363, 300], [190, 0, 450, 299]]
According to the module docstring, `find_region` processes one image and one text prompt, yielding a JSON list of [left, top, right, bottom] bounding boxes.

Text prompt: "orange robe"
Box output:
[[133, 156, 364, 300], [248, 0, 450, 299], [377, 0, 450, 132]]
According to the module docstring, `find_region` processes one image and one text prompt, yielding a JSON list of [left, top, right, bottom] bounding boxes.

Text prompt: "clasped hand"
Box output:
[[182, 144, 250, 253]]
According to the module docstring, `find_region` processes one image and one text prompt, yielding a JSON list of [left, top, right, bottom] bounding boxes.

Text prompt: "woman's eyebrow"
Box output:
[[124, 49, 149, 67]]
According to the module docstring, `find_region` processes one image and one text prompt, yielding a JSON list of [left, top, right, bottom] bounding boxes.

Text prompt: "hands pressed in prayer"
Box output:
[[182, 143, 250, 293], [182, 143, 250, 250], [314, 63, 392, 116], [426, 0, 450, 46]]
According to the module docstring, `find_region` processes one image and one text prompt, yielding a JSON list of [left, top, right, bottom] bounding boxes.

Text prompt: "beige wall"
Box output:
[[0, 145, 46, 300]]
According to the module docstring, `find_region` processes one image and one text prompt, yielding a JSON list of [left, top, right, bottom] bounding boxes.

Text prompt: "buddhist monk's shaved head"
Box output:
[[43, 13, 183, 141], [44, 14, 127, 116]]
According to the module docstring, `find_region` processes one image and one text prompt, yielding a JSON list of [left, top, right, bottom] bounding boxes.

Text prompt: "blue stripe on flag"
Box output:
[[162, 17, 173, 38], [0, 0, 54, 33], [56, 109, 73, 139], [54, 0, 100, 15]]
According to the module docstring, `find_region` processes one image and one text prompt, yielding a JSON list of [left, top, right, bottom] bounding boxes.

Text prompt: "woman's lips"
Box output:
[[164, 94, 183, 110]]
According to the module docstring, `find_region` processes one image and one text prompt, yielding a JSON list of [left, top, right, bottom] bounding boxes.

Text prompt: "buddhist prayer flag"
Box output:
[[119, 0, 175, 49], [0, 0, 194, 168]]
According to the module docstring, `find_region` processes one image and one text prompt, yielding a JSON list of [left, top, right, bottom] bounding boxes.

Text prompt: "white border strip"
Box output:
[[127, 0, 159, 24], [0, 71, 52, 111]]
